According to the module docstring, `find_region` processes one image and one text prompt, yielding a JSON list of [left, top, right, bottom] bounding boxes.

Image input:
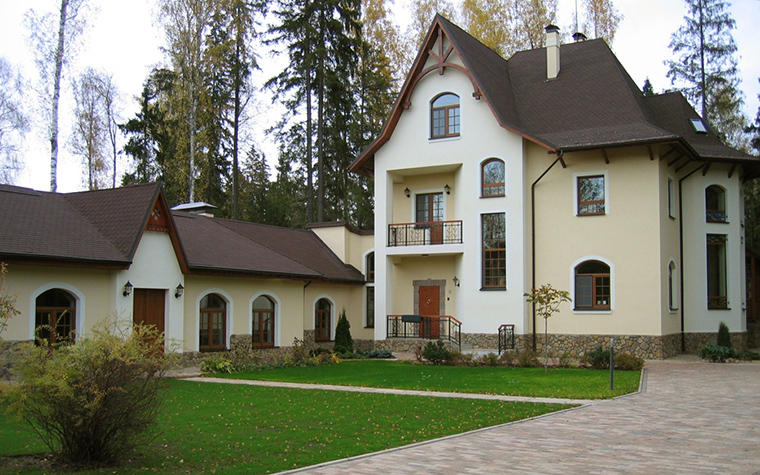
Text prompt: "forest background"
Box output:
[[0, 0, 759, 232]]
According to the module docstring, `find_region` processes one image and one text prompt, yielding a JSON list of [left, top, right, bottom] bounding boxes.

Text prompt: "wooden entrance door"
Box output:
[[133, 288, 166, 335], [419, 285, 440, 338]]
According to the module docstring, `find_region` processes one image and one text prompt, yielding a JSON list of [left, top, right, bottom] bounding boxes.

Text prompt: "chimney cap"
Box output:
[[545, 24, 560, 33], [572, 32, 588, 42]]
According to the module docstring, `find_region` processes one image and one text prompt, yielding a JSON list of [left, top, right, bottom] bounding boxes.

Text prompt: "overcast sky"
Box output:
[[0, 0, 758, 193]]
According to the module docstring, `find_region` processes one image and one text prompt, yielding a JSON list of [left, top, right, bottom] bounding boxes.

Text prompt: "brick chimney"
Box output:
[[545, 25, 560, 80]]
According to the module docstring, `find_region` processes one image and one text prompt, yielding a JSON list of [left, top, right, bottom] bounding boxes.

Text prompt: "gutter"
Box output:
[[678, 163, 705, 352], [530, 151, 564, 350]]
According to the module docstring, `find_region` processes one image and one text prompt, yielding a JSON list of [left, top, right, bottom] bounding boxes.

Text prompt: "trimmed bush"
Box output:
[[584, 346, 611, 369], [480, 352, 500, 366], [614, 353, 645, 371], [333, 310, 353, 354], [717, 321, 733, 351], [421, 340, 451, 365], [200, 354, 233, 374], [10, 318, 173, 467], [700, 343, 733, 363]]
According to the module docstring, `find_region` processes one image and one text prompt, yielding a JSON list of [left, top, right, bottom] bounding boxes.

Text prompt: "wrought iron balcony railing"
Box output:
[[386, 314, 461, 349], [706, 210, 727, 223], [388, 220, 462, 246]]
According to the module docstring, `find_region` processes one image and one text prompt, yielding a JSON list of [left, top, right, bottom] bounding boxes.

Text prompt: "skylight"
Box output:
[[690, 118, 708, 134]]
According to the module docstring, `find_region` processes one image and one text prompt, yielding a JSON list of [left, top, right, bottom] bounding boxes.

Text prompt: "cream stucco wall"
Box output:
[[2, 264, 113, 341], [374, 48, 527, 338], [528, 144, 666, 336]]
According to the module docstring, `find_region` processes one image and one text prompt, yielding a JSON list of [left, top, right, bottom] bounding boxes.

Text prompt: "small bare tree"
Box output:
[[72, 68, 108, 189], [0, 262, 19, 340], [0, 58, 29, 184], [525, 284, 571, 372]]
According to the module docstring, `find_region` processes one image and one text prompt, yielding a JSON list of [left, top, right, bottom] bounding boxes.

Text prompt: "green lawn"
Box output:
[[218, 360, 641, 399], [0, 379, 571, 474]]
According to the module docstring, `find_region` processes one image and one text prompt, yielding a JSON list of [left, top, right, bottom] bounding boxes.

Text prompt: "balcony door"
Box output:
[[416, 192, 444, 244]]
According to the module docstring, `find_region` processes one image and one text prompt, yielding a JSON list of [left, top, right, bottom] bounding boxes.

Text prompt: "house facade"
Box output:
[[349, 16, 759, 358], [0, 183, 373, 358]]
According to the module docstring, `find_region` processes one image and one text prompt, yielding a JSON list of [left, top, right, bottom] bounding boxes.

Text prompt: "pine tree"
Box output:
[[642, 78, 655, 97], [666, 0, 747, 149]]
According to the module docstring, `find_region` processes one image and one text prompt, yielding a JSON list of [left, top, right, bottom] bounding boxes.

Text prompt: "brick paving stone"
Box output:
[[267, 360, 760, 475]]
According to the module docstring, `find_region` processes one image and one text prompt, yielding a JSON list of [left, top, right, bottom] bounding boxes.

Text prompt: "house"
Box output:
[[2, 16, 758, 360], [0, 182, 373, 356], [349, 16, 760, 358]]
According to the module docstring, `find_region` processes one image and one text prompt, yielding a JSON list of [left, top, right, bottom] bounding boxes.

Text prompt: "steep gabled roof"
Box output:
[[350, 14, 757, 176], [0, 183, 163, 267]]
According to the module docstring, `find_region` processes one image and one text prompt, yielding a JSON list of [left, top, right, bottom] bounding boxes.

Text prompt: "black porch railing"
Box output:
[[498, 324, 515, 354], [386, 314, 461, 349], [388, 221, 462, 246]]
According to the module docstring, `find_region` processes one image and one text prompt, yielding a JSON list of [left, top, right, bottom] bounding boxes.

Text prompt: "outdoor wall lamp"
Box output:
[[453, 276, 460, 287], [123, 281, 133, 297], [404, 187, 410, 198], [444, 184, 451, 195], [175, 283, 184, 298]]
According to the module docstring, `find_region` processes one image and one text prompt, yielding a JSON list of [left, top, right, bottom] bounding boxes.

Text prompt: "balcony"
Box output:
[[386, 314, 461, 349], [388, 221, 462, 247]]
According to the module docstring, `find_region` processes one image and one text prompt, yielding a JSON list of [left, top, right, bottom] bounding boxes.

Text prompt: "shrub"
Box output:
[[499, 351, 516, 366], [480, 352, 500, 366], [584, 346, 611, 369], [421, 340, 451, 365], [516, 348, 540, 368], [228, 346, 261, 372], [200, 354, 233, 374], [614, 353, 645, 371], [717, 321, 733, 351], [737, 351, 760, 361], [700, 343, 733, 363], [558, 352, 574, 368], [0, 262, 19, 341], [9, 318, 172, 467], [288, 337, 309, 365], [333, 310, 353, 354], [357, 349, 394, 359], [310, 347, 332, 357]]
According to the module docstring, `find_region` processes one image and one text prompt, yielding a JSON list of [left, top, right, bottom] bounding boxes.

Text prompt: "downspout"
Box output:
[[678, 163, 705, 353], [531, 151, 564, 350]]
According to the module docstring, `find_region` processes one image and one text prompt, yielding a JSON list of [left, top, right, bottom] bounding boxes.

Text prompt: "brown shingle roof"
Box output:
[[0, 183, 159, 265], [175, 214, 364, 283], [0, 183, 363, 283], [350, 15, 758, 175]]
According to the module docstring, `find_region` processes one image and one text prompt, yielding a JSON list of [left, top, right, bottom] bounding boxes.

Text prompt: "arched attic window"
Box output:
[[705, 185, 727, 223], [430, 93, 460, 139]]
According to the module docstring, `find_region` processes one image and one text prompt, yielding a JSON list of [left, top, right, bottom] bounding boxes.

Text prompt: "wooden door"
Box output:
[[419, 285, 440, 338], [133, 288, 166, 334]]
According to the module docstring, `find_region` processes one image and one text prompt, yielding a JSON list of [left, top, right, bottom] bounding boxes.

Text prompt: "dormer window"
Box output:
[[431, 93, 460, 139]]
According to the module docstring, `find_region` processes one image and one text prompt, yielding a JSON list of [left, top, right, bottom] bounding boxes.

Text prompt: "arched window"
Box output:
[[252, 295, 275, 348], [705, 185, 726, 222], [430, 93, 460, 138], [482, 158, 505, 197], [365, 252, 375, 282], [574, 260, 611, 310], [35, 289, 76, 345], [200, 293, 227, 351], [315, 298, 332, 342]]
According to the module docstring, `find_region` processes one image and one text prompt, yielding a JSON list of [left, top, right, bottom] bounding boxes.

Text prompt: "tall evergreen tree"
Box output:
[[666, 0, 747, 148], [642, 78, 655, 97]]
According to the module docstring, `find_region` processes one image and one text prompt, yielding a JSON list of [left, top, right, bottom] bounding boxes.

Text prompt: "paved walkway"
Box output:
[[261, 358, 759, 475]]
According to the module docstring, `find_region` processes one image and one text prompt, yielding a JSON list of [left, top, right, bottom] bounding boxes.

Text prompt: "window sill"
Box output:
[[481, 195, 506, 199], [365, 325, 375, 329], [429, 135, 461, 143], [480, 287, 506, 291], [573, 309, 611, 315], [576, 213, 606, 217], [707, 307, 731, 311]]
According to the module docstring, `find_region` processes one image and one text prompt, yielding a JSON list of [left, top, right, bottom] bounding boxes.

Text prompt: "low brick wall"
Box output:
[[683, 332, 748, 354]]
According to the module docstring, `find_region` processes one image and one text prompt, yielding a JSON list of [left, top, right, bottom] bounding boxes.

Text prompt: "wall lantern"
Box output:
[[175, 283, 185, 299], [123, 281, 133, 297], [444, 184, 451, 195], [453, 276, 460, 287], [404, 187, 411, 198]]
